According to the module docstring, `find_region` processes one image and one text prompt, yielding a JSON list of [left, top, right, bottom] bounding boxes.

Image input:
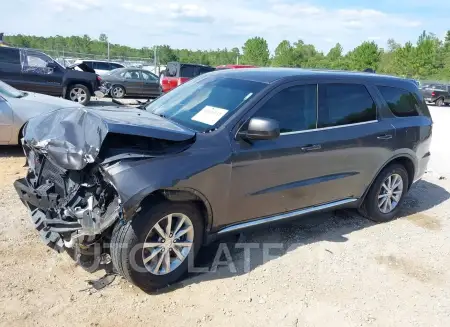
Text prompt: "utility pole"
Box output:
[[154, 46, 157, 74]]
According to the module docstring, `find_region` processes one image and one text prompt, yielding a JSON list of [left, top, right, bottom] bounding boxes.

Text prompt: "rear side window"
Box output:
[[318, 83, 376, 128], [0, 47, 20, 64], [180, 65, 198, 78], [94, 62, 111, 70], [377, 86, 419, 117], [110, 63, 124, 69], [256, 84, 317, 133]]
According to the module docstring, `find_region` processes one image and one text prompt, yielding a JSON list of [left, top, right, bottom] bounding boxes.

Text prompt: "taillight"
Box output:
[[177, 78, 183, 86], [96, 75, 102, 82]]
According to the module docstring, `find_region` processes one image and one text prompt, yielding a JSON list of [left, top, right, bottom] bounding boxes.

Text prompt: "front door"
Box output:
[[228, 83, 319, 224], [141, 70, 160, 97], [20, 50, 63, 96]]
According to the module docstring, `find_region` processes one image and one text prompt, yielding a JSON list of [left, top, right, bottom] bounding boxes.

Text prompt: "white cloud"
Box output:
[[48, 0, 103, 11], [4, 0, 436, 54]]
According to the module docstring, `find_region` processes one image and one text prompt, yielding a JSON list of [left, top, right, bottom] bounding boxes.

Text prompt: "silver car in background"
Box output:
[[0, 80, 80, 145]]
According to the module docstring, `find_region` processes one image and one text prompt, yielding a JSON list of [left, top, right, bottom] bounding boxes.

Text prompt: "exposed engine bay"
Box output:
[[15, 146, 121, 252], [14, 106, 196, 271]]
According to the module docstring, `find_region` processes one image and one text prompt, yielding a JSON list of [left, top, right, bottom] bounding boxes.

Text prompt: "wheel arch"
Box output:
[[129, 187, 214, 240], [360, 154, 416, 204]]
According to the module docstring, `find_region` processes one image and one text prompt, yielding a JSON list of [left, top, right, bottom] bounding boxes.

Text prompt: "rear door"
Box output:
[[20, 50, 64, 96], [0, 47, 22, 88]]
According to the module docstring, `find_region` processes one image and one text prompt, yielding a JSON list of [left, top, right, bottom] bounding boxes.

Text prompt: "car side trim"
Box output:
[[281, 120, 378, 136], [217, 198, 358, 234]]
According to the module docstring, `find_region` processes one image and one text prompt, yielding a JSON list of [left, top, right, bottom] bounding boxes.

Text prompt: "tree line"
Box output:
[[5, 31, 450, 81]]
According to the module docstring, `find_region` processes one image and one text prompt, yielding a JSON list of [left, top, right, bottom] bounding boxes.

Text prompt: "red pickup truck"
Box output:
[[160, 62, 215, 93]]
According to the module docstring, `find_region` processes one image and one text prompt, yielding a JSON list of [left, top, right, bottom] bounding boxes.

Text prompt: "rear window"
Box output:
[[377, 86, 419, 117], [0, 47, 20, 64], [110, 63, 124, 69], [318, 83, 377, 128], [94, 62, 112, 70]]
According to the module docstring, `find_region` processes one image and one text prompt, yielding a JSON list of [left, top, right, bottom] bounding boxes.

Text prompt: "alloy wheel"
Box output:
[[142, 213, 194, 275], [378, 173, 404, 214], [112, 87, 124, 98], [69, 88, 87, 103]]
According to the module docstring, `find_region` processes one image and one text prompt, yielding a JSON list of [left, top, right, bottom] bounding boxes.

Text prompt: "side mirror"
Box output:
[[47, 62, 59, 69], [239, 117, 280, 141]]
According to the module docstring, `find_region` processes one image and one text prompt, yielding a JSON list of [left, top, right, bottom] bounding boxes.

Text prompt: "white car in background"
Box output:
[[0, 80, 80, 145], [72, 60, 125, 75]]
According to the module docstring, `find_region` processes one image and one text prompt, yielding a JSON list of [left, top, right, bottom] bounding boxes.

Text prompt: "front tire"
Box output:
[[111, 201, 204, 291], [359, 164, 409, 222], [67, 84, 91, 105]]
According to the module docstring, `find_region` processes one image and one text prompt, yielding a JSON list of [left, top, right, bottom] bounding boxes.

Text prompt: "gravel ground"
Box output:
[[0, 106, 449, 327]]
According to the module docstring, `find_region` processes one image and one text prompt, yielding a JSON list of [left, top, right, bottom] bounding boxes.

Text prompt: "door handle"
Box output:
[[377, 134, 393, 140], [301, 144, 321, 151]]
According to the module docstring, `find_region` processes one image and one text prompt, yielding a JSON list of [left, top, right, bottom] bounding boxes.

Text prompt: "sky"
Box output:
[[1, 0, 449, 54]]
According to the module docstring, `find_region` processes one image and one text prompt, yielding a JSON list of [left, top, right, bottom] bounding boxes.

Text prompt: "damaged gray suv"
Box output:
[[14, 68, 432, 291]]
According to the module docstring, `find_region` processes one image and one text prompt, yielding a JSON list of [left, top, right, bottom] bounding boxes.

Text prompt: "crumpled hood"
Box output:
[[23, 106, 195, 170], [66, 62, 96, 73]]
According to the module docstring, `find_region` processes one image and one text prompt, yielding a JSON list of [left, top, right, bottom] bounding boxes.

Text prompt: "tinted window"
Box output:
[[0, 47, 20, 64], [377, 86, 419, 117], [94, 62, 111, 70], [110, 63, 124, 69], [256, 85, 317, 133], [180, 65, 198, 78], [318, 84, 376, 128], [198, 66, 215, 75]]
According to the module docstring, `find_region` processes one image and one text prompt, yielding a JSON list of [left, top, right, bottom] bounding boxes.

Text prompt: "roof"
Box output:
[[74, 59, 124, 65], [209, 67, 406, 85]]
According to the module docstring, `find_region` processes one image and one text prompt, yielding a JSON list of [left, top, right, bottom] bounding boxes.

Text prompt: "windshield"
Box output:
[[145, 74, 266, 132], [0, 80, 25, 98]]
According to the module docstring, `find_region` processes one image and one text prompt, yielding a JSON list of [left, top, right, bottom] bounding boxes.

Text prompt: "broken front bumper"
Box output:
[[14, 178, 121, 252]]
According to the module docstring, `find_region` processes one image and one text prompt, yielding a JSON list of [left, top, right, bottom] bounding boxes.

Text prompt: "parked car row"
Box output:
[[0, 45, 259, 104]]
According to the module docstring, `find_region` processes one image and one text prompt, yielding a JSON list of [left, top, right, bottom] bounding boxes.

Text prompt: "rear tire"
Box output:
[[111, 201, 204, 291], [359, 164, 409, 222], [67, 84, 91, 105], [111, 85, 125, 99], [436, 98, 444, 107]]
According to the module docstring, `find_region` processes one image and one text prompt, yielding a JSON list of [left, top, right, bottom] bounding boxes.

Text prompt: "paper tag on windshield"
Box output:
[[191, 106, 228, 125]]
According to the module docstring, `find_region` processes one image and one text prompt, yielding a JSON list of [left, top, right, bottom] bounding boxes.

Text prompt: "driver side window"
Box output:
[[254, 84, 317, 133], [22, 51, 54, 74]]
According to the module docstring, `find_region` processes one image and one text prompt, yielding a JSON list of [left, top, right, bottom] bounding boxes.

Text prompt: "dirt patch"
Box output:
[[375, 255, 444, 284], [405, 212, 442, 231]]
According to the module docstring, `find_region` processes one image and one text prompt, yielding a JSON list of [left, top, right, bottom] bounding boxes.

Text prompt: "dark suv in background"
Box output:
[[15, 68, 432, 291], [0, 46, 100, 105]]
